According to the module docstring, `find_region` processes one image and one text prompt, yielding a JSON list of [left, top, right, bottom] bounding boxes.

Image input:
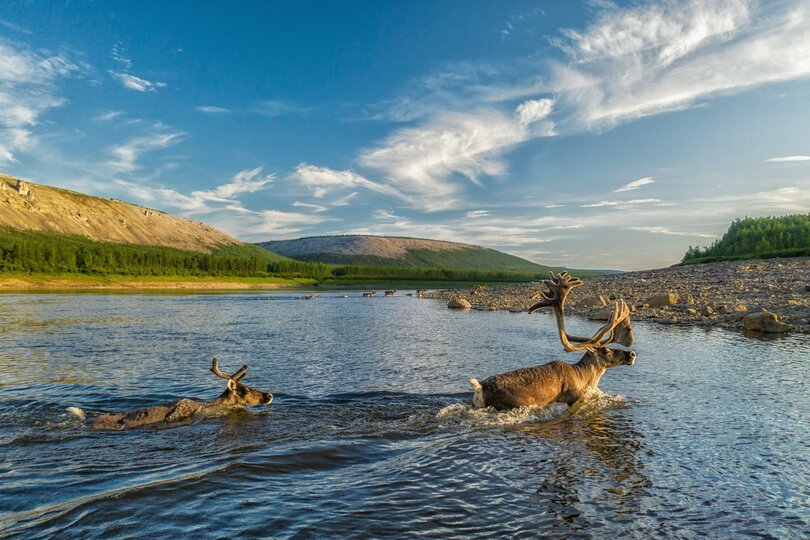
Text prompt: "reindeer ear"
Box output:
[[227, 378, 237, 391]]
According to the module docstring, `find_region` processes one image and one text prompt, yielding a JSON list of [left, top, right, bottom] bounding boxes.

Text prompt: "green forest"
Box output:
[[681, 214, 810, 264], [0, 228, 551, 283]]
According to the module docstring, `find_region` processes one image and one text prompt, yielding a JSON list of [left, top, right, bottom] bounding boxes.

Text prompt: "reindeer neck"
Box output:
[[202, 389, 236, 410], [573, 353, 606, 388]]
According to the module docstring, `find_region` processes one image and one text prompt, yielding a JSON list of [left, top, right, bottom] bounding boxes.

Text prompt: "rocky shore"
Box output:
[[429, 258, 810, 335]]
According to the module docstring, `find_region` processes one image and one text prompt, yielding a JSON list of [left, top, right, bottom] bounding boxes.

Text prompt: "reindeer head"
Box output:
[[211, 358, 273, 407], [588, 347, 636, 368], [529, 271, 636, 363]]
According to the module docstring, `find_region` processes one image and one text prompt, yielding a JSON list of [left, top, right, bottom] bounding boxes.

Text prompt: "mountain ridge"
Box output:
[[258, 234, 552, 273]]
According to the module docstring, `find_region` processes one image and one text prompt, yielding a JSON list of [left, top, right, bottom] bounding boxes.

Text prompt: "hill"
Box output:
[[257, 235, 552, 273], [681, 214, 810, 264], [0, 173, 237, 253]]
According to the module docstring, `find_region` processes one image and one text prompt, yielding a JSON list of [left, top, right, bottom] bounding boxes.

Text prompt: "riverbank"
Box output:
[[429, 258, 810, 334], [0, 273, 317, 291]]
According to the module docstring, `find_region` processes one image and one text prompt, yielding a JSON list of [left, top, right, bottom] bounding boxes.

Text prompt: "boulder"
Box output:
[[579, 295, 607, 308], [743, 311, 791, 333], [448, 298, 471, 309], [587, 307, 614, 321], [645, 292, 678, 308]]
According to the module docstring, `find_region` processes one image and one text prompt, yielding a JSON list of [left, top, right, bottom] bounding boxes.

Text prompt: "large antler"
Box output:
[[211, 358, 249, 382], [528, 272, 633, 351]]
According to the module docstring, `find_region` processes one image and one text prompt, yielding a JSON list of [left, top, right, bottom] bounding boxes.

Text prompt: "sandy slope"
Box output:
[[0, 174, 237, 252]]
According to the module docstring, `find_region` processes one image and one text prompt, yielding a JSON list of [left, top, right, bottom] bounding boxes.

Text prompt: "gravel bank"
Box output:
[[429, 258, 810, 334]]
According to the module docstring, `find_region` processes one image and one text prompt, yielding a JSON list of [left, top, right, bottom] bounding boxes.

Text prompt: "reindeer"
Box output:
[[362, 291, 376, 297], [384, 290, 397, 296], [470, 272, 635, 410], [67, 359, 273, 430]]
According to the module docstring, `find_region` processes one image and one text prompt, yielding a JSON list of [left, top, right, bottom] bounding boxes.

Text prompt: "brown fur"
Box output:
[[77, 359, 273, 430], [474, 348, 635, 410]]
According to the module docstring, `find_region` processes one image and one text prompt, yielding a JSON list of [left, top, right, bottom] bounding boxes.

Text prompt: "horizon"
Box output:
[[1, 1, 809, 270]]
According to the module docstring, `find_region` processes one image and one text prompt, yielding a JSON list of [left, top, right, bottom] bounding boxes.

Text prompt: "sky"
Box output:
[[1, 0, 809, 271]]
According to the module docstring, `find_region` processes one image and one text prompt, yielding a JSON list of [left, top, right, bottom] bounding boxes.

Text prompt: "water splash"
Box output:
[[435, 387, 631, 427]]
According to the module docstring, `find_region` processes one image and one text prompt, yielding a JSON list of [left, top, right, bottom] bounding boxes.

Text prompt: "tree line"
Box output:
[[0, 228, 544, 282], [681, 214, 810, 264]]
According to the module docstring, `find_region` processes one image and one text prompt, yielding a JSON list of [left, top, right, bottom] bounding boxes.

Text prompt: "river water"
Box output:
[[0, 291, 808, 538]]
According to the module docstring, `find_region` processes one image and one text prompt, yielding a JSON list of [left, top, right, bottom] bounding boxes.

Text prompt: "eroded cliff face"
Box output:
[[0, 174, 238, 252]]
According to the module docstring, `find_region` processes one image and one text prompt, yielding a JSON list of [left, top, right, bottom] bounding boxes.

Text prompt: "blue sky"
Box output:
[[1, 0, 809, 270]]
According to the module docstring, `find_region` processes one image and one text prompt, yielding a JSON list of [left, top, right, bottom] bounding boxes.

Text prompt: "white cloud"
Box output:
[[614, 176, 654, 192], [94, 110, 124, 122], [292, 163, 401, 199], [0, 40, 80, 164], [330, 191, 359, 206], [109, 71, 167, 92], [252, 100, 310, 116], [627, 226, 714, 238], [196, 105, 231, 114], [107, 125, 185, 173], [581, 198, 662, 208], [766, 155, 810, 162], [551, 0, 810, 130], [119, 167, 274, 214], [292, 201, 329, 213], [358, 101, 554, 211]]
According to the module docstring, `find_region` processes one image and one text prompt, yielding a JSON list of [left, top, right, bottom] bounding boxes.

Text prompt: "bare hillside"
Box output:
[[0, 174, 238, 252], [263, 235, 474, 258]]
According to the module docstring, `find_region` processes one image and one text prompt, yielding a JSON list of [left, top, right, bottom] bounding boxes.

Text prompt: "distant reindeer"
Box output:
[[68, 359, 273, 430], [362, 291, 376, 297], [415, 288, 427, 297], [384, 290, 397, 296], [470, 272, 635, 410]]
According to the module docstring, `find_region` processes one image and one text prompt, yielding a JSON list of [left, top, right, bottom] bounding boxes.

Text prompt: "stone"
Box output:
[[588, 307, 614, 321], [743, 311, 791, 333], [645, 292, 678, 308], [15, 180, 30, 196], [700, 305, 715, 317], [656, 317, 679, 325], [579, 295, 607, 308], [448, 298, 471, 309]]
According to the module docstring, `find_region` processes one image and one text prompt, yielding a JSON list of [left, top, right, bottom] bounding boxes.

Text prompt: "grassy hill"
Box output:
[[257, 235, 553, 273], [681, 214, 810, 264]]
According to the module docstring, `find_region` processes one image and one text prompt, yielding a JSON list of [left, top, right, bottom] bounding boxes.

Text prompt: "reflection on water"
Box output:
[[0, 292, 808, 538]]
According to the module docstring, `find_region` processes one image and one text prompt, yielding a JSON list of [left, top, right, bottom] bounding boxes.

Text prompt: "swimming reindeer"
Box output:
[[470, 272, 635, 410], [67, 358, 273, 429]]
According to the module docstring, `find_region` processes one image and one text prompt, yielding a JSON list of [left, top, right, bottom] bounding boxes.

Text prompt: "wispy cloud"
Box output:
[[614, 176, 654, 192], [252, 100, 310, 117], [581, 198, 662, 208], [109, 71, 167, 92], [116, 167, 275, 214], [196, 105, 231, 114], [551, 0, 810, 130], [93, 110, 124, 122], [107, 124, 185, 173], [627, 226, 714, 238], [358, 99, 555, 211], [766, 155, 810, 162], [0, 39, 80, 164], [292, 163, 402, 199], [292, 201, 328, 213]]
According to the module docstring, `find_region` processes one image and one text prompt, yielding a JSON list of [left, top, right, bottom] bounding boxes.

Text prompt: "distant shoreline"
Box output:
[[0, 274, 314, 292], [0, 273, 531, 292]]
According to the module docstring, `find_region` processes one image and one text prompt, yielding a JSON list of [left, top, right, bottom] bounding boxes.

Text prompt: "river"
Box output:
[[0, 291, 808, 538]]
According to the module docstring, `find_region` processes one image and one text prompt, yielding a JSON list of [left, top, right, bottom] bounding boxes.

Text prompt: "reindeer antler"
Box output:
[[528, 272, 634, 352], [211, 358, 249, 381]]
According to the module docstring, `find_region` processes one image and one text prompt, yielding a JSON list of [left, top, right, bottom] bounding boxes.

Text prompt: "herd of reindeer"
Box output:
[[68, 272, 636, 430]]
